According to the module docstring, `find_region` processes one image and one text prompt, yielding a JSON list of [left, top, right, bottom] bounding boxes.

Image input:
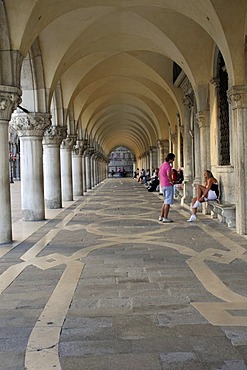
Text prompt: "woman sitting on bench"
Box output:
[[187, 170, 219, 222]]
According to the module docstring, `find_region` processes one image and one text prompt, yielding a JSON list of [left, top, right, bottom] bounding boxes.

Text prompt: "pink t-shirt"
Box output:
[[159, 161, 172, 187]]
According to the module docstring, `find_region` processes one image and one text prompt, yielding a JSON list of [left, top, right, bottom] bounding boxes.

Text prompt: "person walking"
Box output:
[[159, 153, 175, 223]]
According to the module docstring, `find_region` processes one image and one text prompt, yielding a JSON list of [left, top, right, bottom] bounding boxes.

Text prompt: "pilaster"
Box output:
[[227, 85, 247, 234], [0, 88, 21, 243]]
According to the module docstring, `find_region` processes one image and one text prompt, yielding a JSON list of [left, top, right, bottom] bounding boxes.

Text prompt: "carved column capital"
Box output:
[[43, 125, 67, 146], [60, 135, 77, 150], [157, 139, 165, 149], [0, 87, 22, 121], [196, 111, 209, 128], [182, 94, 194, 110], [149, 146, 157, 153], [227, 85, 247, 109], [210, 77, 220, 88], [73, 140, 87, 155], [10, 112, 51, 137]]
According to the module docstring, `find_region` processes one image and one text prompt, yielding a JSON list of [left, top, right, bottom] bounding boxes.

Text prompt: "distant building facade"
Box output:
[[108, 147, 134, 177]]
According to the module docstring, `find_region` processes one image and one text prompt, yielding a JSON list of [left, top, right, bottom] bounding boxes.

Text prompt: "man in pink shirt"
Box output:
[[159, 153, 175, 223]]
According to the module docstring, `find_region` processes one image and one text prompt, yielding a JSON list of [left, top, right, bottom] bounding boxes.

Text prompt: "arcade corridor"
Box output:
[[2, 178, 247, 369]]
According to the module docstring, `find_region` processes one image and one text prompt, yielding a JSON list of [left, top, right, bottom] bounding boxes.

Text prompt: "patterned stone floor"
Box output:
[[1, 178, 247, 369]]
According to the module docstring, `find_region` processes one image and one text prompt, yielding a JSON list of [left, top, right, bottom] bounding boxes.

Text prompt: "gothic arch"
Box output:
[[20, 38, 47, 113]]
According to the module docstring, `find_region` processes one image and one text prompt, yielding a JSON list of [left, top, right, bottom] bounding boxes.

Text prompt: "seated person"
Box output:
[[138, 168, 146, 183], [171, 168, 178, 183], [175, 168, 184, 184], [174, 167, 184, 196], [187, 170, 219, 222], [147, 168, 159, 192], [133, 168, 139, 179]]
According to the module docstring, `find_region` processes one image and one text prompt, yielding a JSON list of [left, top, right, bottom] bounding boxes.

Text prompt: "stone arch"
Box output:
[[50, 81, 65, 126], [20, 38, 47, 112], [0, 1, 22, 87]]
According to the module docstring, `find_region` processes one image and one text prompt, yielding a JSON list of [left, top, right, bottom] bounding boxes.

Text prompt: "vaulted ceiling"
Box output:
[[4, 0, 247, 158]]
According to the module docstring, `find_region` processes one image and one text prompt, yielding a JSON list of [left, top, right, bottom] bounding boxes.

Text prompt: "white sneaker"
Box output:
[[163, 218, 174, 223], [192, 200, 201, 209], [187, 214, 197, 222], [159, 216, 163, 221]]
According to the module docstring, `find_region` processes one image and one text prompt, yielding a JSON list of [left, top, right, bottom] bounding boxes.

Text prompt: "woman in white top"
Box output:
[[187, 170, 219, 222]]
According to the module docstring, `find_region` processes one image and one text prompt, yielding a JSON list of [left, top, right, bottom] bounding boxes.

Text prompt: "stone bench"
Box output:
[[203, 200, 236, 228]]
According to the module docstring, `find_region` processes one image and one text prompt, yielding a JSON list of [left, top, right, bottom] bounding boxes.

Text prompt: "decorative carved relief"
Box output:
[[183, 94, 194, 110], [43, 126, 67, 146], [228, 86, 247, 109], [0, 92, 21, 120], [196, 111, 209, 128], [10, 113, 51, 137]]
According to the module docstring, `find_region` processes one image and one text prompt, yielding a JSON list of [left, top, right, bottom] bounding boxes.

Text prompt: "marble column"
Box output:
[[210, 78, 221, 164], [43, 126, 65, 208], [176, 114, 182, 168], [85, 150, 92, 190], [0, 88, 21, 243], [181, 95, 194, 204], [157, 140, 167, 165], [81, 140, 88, 193], [11, 112, 50, 221], [93, 156, 97, 186], [196, 111, 210, 176], [193, 115, 201, 187], [93, 153, 100, 185], [82, 152, 87, 192], [60, 136, 75, 201], [171, 132, 178, 168], [149, 147, 158, 169], [228, 86, 247, 234], [72, 140, 84, 197], [89, 149, 95, 187]]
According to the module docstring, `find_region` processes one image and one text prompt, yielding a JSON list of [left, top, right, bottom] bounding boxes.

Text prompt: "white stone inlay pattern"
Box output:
[[0, 187, 246, 368]]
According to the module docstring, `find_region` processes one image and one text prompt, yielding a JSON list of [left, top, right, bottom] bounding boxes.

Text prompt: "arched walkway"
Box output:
[[3, 178, 247, 369]]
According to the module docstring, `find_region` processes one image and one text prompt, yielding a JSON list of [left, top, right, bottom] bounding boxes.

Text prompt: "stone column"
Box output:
[[11, 112, 50, 221], [171, 132, 178, 168], [93, 153, 100, 185], [0, 88, 21, 243], [149, 147, 158, 169], [60, 136, 75, 201], [43, 126, 65, 208], [85, 149, 92, 190], [193, 114, 201, 187], [81, 140, 88, 193], [181, 95, 194, 204], [157, 140, 168, 165], [91, 153, 96, 187], [72, 140, 84, 196], [210, 78, 221, 165], [82, 152, 87, 192], [228, 86, 247, 234], [196, 111, 210, 176]]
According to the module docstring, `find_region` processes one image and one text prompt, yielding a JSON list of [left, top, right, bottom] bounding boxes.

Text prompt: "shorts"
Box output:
[[204, 190, 217, 201], [162, 186, 174, 205]]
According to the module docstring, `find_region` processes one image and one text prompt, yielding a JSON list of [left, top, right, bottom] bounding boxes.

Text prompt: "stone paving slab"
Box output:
[[1, 178, 247, 369]]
